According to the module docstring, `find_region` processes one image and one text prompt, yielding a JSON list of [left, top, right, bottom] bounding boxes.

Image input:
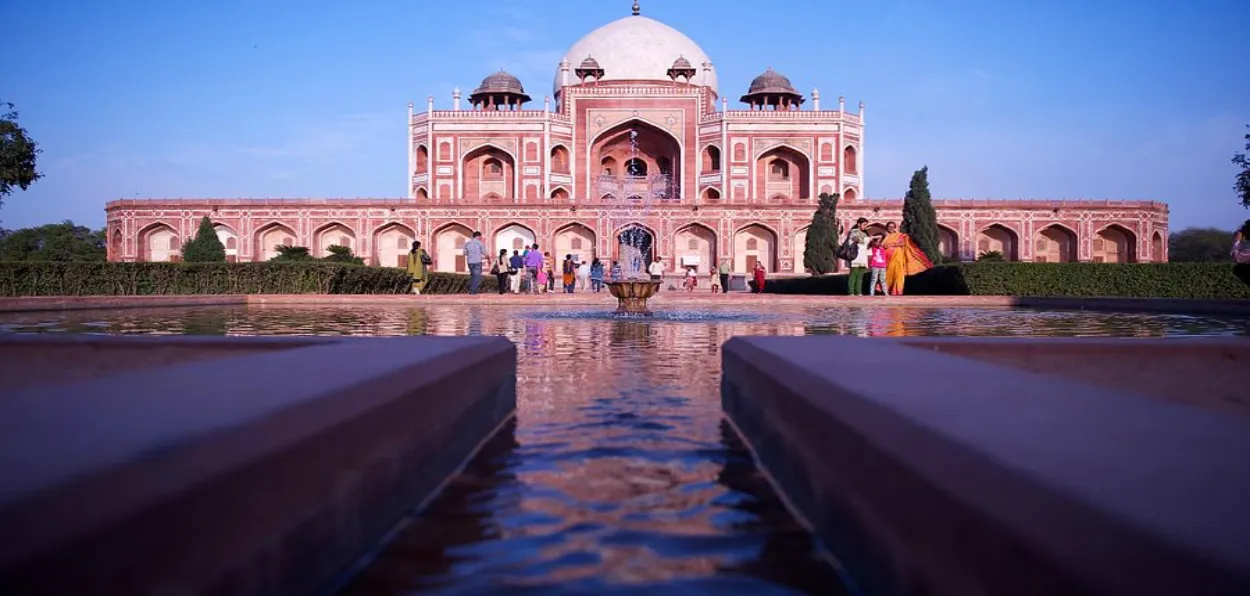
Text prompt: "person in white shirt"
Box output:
[[577, 259, 591, 290], [647, 258, 665, 285]]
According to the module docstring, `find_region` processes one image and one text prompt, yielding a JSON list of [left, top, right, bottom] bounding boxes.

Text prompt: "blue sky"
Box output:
[[3, 0, 1247, 230]]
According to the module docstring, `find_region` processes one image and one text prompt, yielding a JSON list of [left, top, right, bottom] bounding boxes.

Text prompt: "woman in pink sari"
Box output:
[[881, 222, 933, 295]]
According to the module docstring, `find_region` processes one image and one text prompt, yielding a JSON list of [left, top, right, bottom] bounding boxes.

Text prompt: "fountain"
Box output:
[[599, 129, 671, 314]]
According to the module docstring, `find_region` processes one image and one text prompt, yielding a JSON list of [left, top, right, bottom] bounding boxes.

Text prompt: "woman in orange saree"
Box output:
[[882, 222, 933, 295]]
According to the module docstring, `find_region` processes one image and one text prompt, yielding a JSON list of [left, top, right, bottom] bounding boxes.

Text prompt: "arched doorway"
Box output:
[[936, 225, 959, 261], [1151, 231, 1165, 262], [139, 223, 180, 262], [616, 225, 655, 276], [462, 145, 516, 202], [734, 225, 777, 273], [374, 223, 415, 267], [590, 120, 682, 201], [792, 226, 809, 273], [254, 223, 296, 261], [434, 223, 473, 272], [110, 228, 123, 261], [977, 224, 1019, 261], [1094, 225, 1137, 263], [555, 224, 596, 264], [755, 146, 811, 203], [213, 224, 239, 262], [314, 223, 357, 258], [494, 223, 536, 257], [674, 224, 716, 274], [1034, 224, 1077, 263]]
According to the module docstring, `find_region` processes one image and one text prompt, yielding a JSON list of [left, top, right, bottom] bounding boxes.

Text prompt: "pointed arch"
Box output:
[[1033, 223, 1077, 263], [415, 144, 430, 175], [699, 186, 722, 201], [673, 222, 717, 273], [549, 143, 570, 174], [253, 221, 297, 262], [733, 223, 778, 273], [432, 221, 474, 272], [1093, 223, 1137, 263], [414, 185, 429, 201], [212, 223, 240, 258], [493, 222, 537, 255], [312, 222, 357, 258], [461, 143, 517, 203], [792, 225, 811, 273], [936, 223, 960, 261], [587, 118, 685, 201], [138, 222, 180, 262], [554, 222, 597, 263], [702, 144, 721, 172], [373, 222, 416, 267], [755, 144, 812, 203], [109, 227, 124, 261], [1151, 230, 1165, 262], [977, 223, 1019, 261]]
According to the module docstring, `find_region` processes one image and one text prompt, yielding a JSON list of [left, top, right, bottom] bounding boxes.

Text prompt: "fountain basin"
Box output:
[[605, 280, 661, 314]]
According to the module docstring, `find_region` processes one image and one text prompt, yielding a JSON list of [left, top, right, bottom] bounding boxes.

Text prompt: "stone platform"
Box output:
[[2, 293, 1249, 316], [0, 334, 516, 595], [722, 336, 1250, 596]]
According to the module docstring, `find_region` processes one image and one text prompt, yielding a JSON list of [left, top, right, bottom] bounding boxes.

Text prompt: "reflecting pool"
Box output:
[[2, 305, 1246, 595]]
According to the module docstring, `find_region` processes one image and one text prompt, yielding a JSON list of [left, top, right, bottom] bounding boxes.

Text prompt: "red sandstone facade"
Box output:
[[105, 6, 1169, 271]]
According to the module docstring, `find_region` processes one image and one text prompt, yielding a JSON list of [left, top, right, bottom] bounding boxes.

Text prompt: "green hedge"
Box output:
[[759, 263, 1250, 299], [0, 262, 498, 296]]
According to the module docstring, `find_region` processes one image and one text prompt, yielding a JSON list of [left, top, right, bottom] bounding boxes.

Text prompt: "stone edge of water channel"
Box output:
[[721, 335, 1250, 596], [0, 333, 517, 596], [1, 293, 1250, 315]]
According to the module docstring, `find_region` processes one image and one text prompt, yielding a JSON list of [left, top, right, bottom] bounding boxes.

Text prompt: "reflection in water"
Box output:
[[1, 305, 1246, 593]]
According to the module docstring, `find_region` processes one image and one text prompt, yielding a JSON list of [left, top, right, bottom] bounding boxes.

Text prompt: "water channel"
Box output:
[[2, 304, 1246, 594]]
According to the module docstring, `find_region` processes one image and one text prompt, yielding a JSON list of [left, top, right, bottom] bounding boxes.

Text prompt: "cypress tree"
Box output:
[[803, 192, 840, 274], [901, 166, 941, 263], [181, 216, 227, 262]]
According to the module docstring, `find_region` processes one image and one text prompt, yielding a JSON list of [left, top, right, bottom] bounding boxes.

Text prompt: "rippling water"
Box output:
[[2, 305, 1246, 594]]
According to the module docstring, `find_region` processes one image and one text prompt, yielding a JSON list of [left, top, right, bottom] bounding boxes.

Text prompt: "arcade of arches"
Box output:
[[129, 217, 1159, 269], [593, 121, 681, 201]]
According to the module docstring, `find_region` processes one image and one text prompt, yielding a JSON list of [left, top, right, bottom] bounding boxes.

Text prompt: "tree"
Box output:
[[0, 220, 105, 261], [271, 245, 313, 261], [322, 244, 364, 265], [181, 216, 227, 262], [1234, 125, 1250, 209], [803, 192, 840, 274], [901, 166, 941, 263], [0, 101, 42, 210], [1168, 227, 1235, 262]]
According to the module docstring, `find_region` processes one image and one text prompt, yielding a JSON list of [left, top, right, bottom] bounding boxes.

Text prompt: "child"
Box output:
[[867, 238, 887, 296], [536, 268, 548, 294], [709, 271, 720, 293], [683, 266, 698, 292]]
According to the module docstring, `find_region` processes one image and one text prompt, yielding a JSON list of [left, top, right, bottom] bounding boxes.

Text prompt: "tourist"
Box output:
[[405, 240, 432, 295], [717, 260, 731, 293], [590, 258, 605, 292], [867, 237, 887, 296], [536, 267, 548, 293], [844, 218, 871, 296], [752, 261, 766, 293], [463, 231, 486, 295], [1233, 219, 1250, 287], [684, 266, 698, 292], [543, 251, 555, 292], [562, 254, 577, 293], [709, 270, 720, 293], [524, 243, 543, 294], [509, 250, 524, 293], [648, 257, 665, 286], [492, 249, 510, 295], [610, 260, 623, 281], [577, 259, 591, 290], [881, 221, 933, 296]]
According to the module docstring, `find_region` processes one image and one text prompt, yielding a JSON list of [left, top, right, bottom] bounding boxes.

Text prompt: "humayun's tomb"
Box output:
[[105, 2, 1169, 271]]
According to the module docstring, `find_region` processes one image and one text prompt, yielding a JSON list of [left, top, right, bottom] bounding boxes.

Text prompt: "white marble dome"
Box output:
[[555, 15, 718, 95]]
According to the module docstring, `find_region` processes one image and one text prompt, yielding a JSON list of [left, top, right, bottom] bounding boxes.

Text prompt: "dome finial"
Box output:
[[632, 1, 640, 16]]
